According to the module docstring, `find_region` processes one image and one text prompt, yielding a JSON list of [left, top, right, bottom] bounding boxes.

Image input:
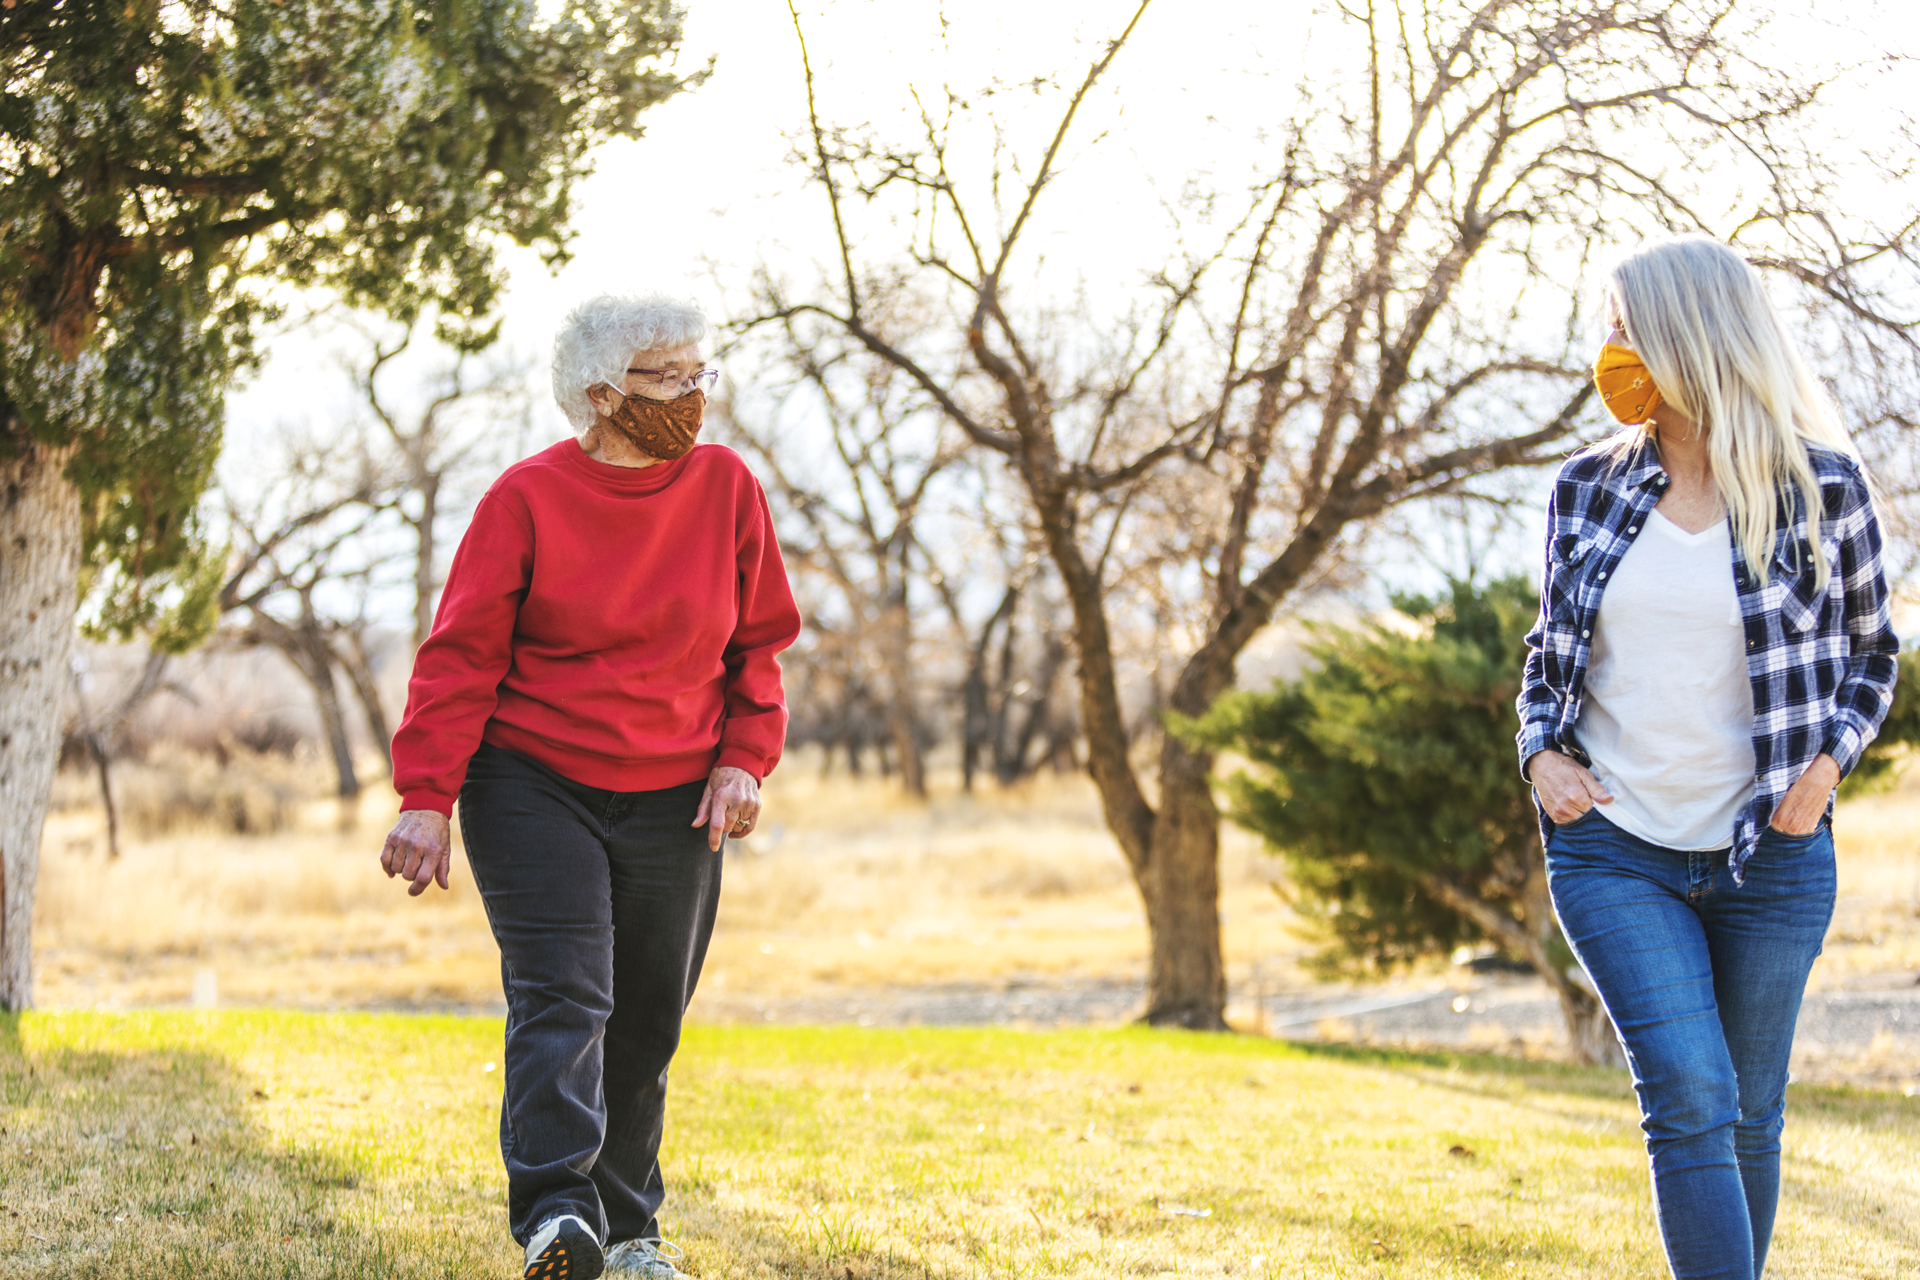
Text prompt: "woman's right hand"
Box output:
[[1527, 750, 1614, 824], [381, 809, 452, 896]]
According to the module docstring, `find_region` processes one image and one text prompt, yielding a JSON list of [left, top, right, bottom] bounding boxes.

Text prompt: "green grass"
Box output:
[[0, 1013, 1913, 1278]]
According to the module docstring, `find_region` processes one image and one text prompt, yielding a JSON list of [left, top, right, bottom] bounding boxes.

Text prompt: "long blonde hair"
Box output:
[[1602, 235, 1858, 588]]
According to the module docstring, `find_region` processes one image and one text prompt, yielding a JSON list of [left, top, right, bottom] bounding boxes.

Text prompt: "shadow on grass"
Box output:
[[1270, 1030, 1920, 1268], [0, 1012, 484, 1280], [1252, 1032, 1636, 1100], [1777, 1078, 1920, 1261]]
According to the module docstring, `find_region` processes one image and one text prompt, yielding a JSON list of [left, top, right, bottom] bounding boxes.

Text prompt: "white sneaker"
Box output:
[[524, 1214, 604, 1280], [604, 1237, 687, 1278]]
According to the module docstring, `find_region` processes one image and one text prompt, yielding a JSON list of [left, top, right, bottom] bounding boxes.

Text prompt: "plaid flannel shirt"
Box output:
[[1517, 438, 1898, 883]]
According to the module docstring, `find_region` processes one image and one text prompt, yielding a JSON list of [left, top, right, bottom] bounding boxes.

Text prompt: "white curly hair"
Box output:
[[550, 293, 710, 439]]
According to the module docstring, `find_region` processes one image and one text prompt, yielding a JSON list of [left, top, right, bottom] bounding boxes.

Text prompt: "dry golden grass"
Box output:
[[32, 748, 1920, 1059], [698, 766, 1300, 1013], [1813, 775, 1920, 986], [33, 751, 1304, 1018]]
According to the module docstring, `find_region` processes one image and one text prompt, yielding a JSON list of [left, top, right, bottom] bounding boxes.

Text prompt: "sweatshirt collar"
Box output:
[[563, 439, 695, 494]]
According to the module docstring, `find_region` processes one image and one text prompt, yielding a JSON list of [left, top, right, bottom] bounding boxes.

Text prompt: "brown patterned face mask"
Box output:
[[604, 387, 706, 461]]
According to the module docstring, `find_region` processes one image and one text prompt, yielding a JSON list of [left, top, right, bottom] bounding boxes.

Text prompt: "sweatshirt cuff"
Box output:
[[715, 745, 768, 782], [399, 790, 457, 817]]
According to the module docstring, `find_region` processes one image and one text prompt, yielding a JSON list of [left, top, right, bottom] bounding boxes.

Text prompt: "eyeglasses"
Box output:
[[614, 366, 720, 398]]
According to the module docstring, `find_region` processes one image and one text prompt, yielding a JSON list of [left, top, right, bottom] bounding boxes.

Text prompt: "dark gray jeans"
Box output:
[[459, 742, 723, 1247]]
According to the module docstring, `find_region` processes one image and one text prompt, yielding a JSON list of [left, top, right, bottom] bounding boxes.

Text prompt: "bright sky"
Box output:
[[486, 0, 1920, 347], [227, 0, 1320, 468], [484, 0, 1314, 334], [222, 0, 1920, 597]]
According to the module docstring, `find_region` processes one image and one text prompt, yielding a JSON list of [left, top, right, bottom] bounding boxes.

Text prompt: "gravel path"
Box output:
[[688, 973, 1920, 1088]]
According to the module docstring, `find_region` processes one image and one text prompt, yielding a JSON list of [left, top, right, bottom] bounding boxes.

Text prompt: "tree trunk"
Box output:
[[308, 652, 360, 803], [242, 612, 362, 803], [1419, 851, 1626, 1068], [1519, 853, 1625, 1068], [68, 657, 125, 858], [87, 730, 122, 860], [411, 474, 439, 651], [1005, 631, 1067, 783], [960, 585, 1018, 793], [0, 438, 81, 1011], [880, 587, 925, 799], [1139, 734, 1229, 1027], [844, 728, 864, 777], [887, 711, 924, 797], [335, 628, 393, 775], [960, 665, 986, 792], [1553, 972, 1622, 1067]]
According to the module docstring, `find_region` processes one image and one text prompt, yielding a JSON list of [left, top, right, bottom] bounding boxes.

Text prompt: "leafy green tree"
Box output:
[[0, 0, 702, 1009], [1189, 577, 1919, 1066]]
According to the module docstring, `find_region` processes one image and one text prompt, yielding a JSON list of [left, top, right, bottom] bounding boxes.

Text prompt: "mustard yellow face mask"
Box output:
[[1593, 342, 1664, 426]]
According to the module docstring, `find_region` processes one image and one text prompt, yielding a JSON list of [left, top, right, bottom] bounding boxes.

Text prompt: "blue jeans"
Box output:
[[459, 742, 724, 1248], [1546, 810, 1835, 1280]]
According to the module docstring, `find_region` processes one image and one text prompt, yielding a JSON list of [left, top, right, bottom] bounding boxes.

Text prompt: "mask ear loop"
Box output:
[[590, 381, 627, 417]]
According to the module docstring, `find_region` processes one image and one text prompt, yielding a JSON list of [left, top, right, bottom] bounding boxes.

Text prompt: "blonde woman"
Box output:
[[1517, 236, 1897, 1279]]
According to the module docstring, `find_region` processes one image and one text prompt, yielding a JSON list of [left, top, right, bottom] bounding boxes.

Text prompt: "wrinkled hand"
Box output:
[[381, 810, 452, 897], [1769, 753, 1839, 836], [1527, 749, 1614, 824], [693, 766, 760, 852]]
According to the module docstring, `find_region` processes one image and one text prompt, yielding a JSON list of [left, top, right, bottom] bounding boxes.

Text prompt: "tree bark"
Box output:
[[0, 436, 81, 1011], [335, 628, 393, 775], [87, 730, 122, 860], [305, 640, 360, 803], [1419, 852, 1626, 1068], [886, 705, 924, 797], [238, 611, 361, 803], [1518, 853, 1624, 1068], [411, 473, 439, 651], [1141, 735, 1228, 1027], [879, 586, 925, 799]]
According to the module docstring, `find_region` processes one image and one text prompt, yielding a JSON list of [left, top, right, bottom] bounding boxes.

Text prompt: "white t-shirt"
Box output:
[[1575, 511, 1756, 850]]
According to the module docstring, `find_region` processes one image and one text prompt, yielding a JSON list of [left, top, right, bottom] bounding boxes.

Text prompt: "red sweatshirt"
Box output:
[[391, 440, 801, 815]]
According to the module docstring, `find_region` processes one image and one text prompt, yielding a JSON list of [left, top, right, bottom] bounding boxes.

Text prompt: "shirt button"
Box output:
[[1598, 571, 1607, 579], [1747, 640, 1757, 649], [1627, 526, 1638, 534], [1582, 629, 1590, 638]]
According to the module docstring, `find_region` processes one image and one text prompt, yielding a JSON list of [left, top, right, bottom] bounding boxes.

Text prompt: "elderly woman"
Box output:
[[380, 294, 800, 1280], [1521, 236, 1896, 1280]]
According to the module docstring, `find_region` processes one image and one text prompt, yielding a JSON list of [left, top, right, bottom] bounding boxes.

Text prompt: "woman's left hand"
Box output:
[[1769, 753, 1840, 835], [694, 765, 761, 851]]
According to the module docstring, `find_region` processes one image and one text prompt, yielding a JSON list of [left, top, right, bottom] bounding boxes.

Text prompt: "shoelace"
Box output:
[[606, 1237, 684, 1271]]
